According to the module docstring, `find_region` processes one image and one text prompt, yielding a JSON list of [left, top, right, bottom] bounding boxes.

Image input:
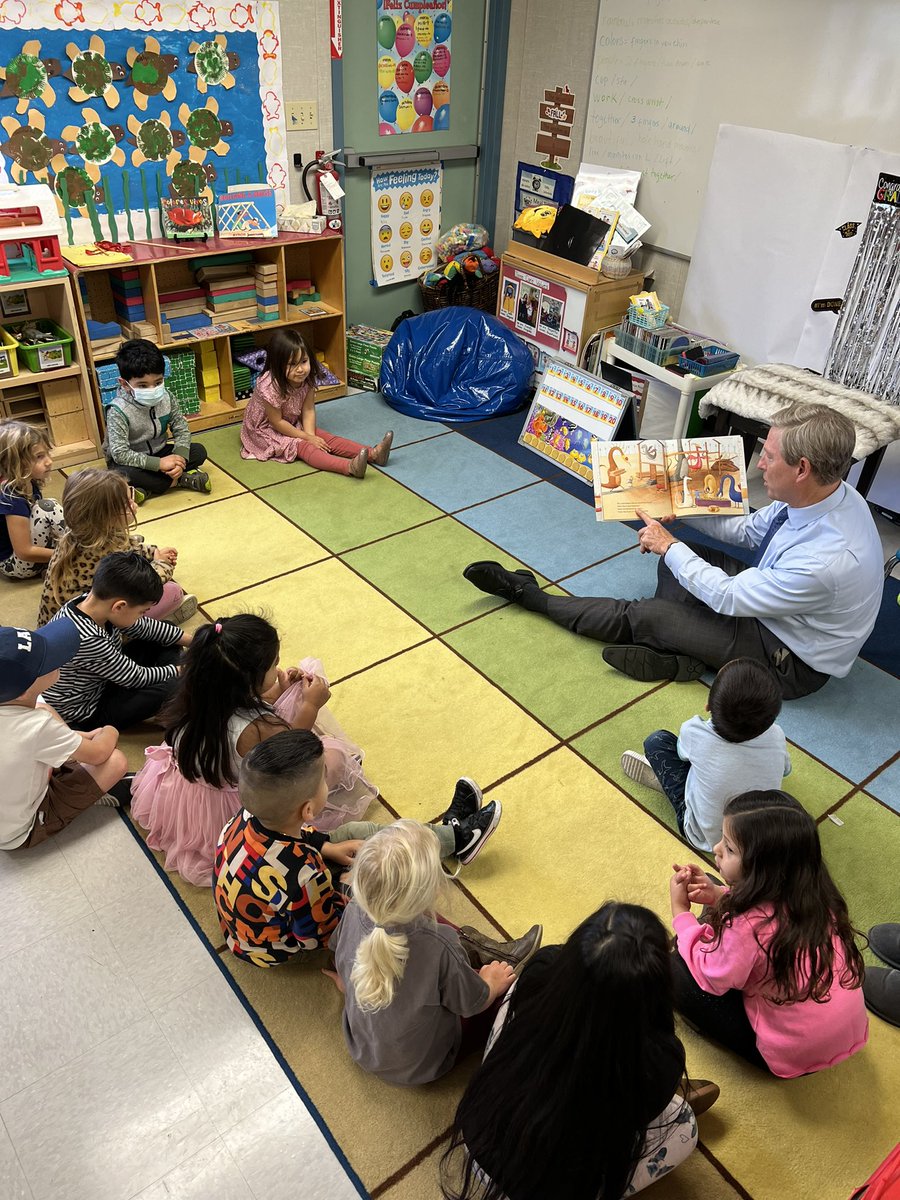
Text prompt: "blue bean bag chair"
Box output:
[[379, 308, 532, 422]]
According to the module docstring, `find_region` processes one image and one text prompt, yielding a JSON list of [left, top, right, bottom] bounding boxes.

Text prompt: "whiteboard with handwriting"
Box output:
[[584, 0, 900, 255]]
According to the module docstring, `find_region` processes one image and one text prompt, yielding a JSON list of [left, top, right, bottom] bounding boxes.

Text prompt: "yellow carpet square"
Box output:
[[212, 557, 430, 680], [330, 641, 558, 823], [132, 493, 328, 603]]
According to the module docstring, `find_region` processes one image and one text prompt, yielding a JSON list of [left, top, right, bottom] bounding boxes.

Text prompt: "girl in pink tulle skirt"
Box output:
[[130, 613, 377, 887]]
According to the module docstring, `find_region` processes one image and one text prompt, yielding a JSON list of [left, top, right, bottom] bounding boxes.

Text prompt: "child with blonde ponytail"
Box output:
[[331, 819, 532, 1087]]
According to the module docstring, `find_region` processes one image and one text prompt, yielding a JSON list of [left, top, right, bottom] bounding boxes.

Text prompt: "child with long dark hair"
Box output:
[[442, 902, 714, 1200], [240, 327, 393, 478], [130, 613, 376, 886], [669, 790, 867, 1077]]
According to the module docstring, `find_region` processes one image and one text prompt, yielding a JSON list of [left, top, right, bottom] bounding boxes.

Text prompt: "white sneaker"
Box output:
[[621, 751, 664, 792], [168, 593, 198, 624], [95, 793, 121, 807]]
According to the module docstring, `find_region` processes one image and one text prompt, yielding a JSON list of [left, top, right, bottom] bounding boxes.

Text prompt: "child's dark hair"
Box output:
[[443, 902, 685, 1200], [709, 657, 781, 743], [264, 327, 320, 398], [163, 613, 283, 788], [239, 729, 325, 826], [707, 790, 864, 1003], [91, 551, 163, 605], [117, 338, 165, 381]]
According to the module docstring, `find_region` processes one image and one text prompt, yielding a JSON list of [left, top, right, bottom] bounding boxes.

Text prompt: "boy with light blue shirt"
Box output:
[[621, 658, 791, 852]]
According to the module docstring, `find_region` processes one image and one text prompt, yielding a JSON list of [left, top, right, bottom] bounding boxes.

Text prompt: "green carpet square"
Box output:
[[819, 793, 900, 942], [342, 517, 550, 633], [202, 423, 316, 489], [262, 469, 442, 553], [445, 603, 657, 738]]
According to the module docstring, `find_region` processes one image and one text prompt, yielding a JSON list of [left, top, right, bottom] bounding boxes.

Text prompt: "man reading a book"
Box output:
[[463, 404, 883, 699]]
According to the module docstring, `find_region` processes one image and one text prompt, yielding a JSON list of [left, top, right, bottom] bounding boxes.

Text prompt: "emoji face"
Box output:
[[419, 246, 433, 265], [421, 188, 434, 207], [420, 217, 433, 236], [399, 250, 413, 269], [380, 254, 394, 272], [399, 191, 413, 210], [378, 193, 392, 213], [399, 220, 413, 240], [379, 224, 392, 243]]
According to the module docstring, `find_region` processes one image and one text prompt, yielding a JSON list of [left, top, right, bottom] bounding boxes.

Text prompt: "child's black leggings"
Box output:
[[670, 950, 769, 1070]]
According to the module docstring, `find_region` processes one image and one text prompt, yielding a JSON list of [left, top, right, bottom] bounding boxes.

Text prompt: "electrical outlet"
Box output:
[[286, 101, 318, 131]]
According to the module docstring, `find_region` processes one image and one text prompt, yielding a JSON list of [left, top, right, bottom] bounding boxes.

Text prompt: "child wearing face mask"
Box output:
[[240, 327, 392, 479], [104, 339, 210, 504]]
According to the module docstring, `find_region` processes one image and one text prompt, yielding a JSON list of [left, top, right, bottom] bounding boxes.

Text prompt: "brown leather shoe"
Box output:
[[370, 430, 394, 466], [458, 923, 543, 976], [680, 1077, 720, 1116], [348, 447, 368, 478]]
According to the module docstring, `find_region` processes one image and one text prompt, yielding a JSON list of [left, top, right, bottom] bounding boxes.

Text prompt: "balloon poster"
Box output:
[[376, 0, 451, 136], [370, 161, 441, 286]]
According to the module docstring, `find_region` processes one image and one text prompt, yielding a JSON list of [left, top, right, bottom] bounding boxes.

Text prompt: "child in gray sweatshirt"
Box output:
[[104, 339, 209, 504]]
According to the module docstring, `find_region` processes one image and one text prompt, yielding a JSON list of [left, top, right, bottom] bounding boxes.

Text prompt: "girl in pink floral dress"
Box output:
[[130, 613, 377, 887], [240, 328, 393, 478]]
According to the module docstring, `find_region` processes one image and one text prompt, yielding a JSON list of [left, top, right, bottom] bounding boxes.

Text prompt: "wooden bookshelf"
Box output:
[[0, 275, 102, 467], [66, 232, 348, 434]]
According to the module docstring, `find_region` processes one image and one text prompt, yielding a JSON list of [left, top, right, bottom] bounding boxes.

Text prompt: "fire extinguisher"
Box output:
[[302, 149, 345, 233]]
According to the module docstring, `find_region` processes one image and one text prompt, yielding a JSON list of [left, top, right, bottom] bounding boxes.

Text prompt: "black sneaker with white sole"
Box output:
[[440, 777, 483, 826], [452, 799, 502, 866]]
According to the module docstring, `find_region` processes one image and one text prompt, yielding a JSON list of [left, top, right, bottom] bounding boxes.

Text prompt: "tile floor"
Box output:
[[0, 387, 898, 1200]]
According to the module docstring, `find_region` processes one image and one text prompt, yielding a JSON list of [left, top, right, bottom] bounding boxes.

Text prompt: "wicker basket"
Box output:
[[418, 269, 499, 313]]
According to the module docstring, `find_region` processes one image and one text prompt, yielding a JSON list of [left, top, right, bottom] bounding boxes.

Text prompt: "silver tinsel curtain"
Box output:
[[825, 172, 900, 404]]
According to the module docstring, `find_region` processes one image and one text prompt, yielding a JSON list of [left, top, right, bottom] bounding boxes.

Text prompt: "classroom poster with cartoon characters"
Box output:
[[370, 162, 441, 286], [0, 1, 287, 245], [376, 0, 451, 136], [518, 359, 631, 484]]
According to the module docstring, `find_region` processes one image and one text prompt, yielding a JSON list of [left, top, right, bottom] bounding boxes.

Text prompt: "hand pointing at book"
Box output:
[[635, 509, 678, 556]]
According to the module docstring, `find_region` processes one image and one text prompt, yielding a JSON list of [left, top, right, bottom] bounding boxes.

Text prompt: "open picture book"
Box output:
[[591, 436, 749, 522]]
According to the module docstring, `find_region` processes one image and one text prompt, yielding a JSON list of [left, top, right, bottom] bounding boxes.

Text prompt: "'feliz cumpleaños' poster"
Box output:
[[376, 1, 451, 136]]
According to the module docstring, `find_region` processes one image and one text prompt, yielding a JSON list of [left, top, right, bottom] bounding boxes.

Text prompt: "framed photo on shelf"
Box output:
[[0, 290, 30, 318]]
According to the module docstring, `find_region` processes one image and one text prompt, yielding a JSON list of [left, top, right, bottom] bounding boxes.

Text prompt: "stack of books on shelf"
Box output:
[[287, 278, 320, 308], [195, 252, 257, 322], [158, 286, 211, 339], [254, 262, 279, 323]]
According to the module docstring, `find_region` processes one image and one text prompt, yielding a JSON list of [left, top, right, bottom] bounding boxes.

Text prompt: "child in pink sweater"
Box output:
[[668, 790, 867, 1078]]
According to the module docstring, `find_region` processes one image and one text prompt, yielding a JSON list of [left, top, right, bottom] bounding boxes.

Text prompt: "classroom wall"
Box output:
[[278, 1, 334, 206], [495, 0, 690, 318]]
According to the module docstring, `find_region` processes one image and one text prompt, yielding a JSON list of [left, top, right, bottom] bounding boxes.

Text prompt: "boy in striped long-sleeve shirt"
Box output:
[[43, 551, 192, 731]]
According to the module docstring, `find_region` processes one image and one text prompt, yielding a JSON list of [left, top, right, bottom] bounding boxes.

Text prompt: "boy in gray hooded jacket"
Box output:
[[104, 339, 209, 503]]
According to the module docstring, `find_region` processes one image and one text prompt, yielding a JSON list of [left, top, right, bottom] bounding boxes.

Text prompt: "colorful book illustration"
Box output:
[[216, 186, 278, 238], [518, 360, 632, 483], [591, 436, 749, 522], [161, 197, 214, 240]]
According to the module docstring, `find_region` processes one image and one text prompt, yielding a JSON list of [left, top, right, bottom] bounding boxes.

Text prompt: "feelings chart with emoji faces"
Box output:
[[377, 1, 451, 136], [370, 162, 441, 286]]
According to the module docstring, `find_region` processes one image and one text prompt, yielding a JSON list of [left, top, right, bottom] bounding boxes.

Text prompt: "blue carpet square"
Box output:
[[776, 659, 900, 783], [455, 481, 636, 581], [315, 391, 450, 448], [377, 432, 539, 511], [564, 545, 657, 596], [865, 759, 900, 812]]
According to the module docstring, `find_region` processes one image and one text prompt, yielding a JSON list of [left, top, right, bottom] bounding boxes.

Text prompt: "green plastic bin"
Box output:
[[6, 318, 74, 372]]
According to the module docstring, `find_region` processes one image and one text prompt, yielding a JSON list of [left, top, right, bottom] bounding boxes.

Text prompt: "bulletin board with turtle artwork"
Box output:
[[0, 1, 287, 245]]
